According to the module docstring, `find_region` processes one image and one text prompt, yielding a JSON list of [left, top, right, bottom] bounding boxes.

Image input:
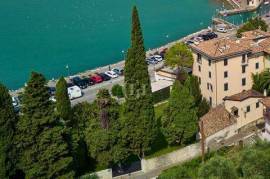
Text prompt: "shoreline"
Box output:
[[10, 28, 210, 96]]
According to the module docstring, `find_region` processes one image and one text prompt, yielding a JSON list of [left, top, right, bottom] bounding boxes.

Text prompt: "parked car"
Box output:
[[90, 74, 103, 83], [48, 87, 56, 96], [146, 57, 158, 65], [68, 85, 83, 100], [216, 27, 227, 33], [207, 32, 218, 39], [98, 72, 111, 81], [71, 76, 88, 89], [12, 96, 20, 113], [105, 71, 118, 78], [112, 68, 124, 75], [81, 77, 95, 86], [153, 55, 163, 62], [185, 40, 194, 45]]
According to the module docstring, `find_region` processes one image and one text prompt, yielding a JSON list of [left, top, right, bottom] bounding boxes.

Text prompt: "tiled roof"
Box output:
[[223, 89, 264, 101], [260, 97, 270, 108], [190, 37, 251, 59], [200, 105, 236, 137], [190, 30, 270, 59], [241, 30, 270, 40]]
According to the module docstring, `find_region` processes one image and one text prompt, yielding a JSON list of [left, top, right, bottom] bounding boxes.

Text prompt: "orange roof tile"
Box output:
[[200, 105, 236, 137]]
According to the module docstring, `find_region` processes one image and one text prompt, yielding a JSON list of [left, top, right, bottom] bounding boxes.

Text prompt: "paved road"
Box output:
[[70, 62, 164, 106]]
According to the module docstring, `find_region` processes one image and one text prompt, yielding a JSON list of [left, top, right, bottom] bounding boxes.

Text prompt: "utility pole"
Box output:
[[200, 120, 205, 162]]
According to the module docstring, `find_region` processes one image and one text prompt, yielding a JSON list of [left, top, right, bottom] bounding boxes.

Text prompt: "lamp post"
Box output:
[[66, 64, 70, 78], [121, 50, 125, 61]]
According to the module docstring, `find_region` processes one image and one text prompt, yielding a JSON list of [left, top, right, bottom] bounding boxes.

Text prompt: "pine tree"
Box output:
[[56, 77, 71, 124], [0, 83, 17, 178], [162, 80, 198, 145], [122, 6, 157, 158], [16, 72, 74, 178]]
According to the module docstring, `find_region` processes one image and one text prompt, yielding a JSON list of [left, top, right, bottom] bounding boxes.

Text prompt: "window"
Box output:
[[210, 84, 213, 92], [198, 77, 201, 84], [209, 72, 211, 78], [208, 60, 211, 66], [242, 66, 246, 73], [233, 110, 239, 116], [207, 83, 209, 90], [224, 83, 228, 91], [256, 102, 260, 108], [242, 78, 246, 86], [198, 65, 201, 72], [224, 71, 228, 78], [197, 53, 202, 63], [242, 54, 246, 63], [256, 62, 259, 69], [209, 97, 212, 106], [246, 105, 250, 113], [224, 59, 228, 66]]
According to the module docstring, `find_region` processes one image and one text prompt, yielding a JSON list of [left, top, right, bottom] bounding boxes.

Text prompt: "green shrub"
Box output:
[[111, 84, 124, 98]]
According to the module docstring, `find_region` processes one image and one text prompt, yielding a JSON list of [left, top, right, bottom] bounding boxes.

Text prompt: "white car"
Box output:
[[105, 71, 119, 78], [216, 27, 227, 33], [153, 55, 163, 62], [12, 96, 19, 107], [68, 85, 83, 100]]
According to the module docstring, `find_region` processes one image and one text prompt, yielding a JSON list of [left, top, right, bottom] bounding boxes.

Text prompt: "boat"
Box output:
[[265, 0, 269, 5]]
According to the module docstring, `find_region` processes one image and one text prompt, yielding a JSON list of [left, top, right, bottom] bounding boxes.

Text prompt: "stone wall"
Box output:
[[141, 143, 201, 173]]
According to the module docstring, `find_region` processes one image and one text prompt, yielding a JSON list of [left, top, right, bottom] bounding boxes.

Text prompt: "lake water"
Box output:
[[0, 0, 224, 89]]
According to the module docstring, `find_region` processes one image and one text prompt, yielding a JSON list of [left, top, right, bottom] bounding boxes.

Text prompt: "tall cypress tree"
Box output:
[[122, 6, 157, 158], [16, 72, 74, 178], [0, 83, 17, 178], [162, 80, 198, 146], [56, 77, 71, 124]]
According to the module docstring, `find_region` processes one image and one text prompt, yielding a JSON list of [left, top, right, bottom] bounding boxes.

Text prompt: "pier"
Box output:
[[219, 6, 259, 16]]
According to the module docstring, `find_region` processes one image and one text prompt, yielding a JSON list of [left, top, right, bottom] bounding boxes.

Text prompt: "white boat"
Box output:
[[265, 0, 269, 5]]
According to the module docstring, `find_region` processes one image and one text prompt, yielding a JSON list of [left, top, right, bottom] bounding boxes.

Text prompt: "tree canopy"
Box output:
[[16, 72, 74, 178], [164, 42, 193, 68], [0, 83, 17, 178], [122, 6, 157, 158]]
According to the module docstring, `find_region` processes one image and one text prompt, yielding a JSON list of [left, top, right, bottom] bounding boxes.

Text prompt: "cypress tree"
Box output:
[[162, 80, 198, 146], [16, 72, 74, 178], [122, 6, 157, 158], [56, 77, 71, 124], [0, 83, 17, 178]]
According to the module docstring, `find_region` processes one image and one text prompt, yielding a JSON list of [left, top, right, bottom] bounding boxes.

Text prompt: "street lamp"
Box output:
[[66, 64, 70, 78], [121, 50, 125, 60]]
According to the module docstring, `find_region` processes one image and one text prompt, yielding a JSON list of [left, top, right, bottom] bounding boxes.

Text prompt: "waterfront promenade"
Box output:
[[10, 28, 233, 105]]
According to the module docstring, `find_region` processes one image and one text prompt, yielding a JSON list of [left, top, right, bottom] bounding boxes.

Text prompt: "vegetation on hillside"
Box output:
[[158, 141, 270, 179]]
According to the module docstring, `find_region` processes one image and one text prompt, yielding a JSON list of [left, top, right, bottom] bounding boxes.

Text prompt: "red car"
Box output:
[[90, 74, 103, 83]]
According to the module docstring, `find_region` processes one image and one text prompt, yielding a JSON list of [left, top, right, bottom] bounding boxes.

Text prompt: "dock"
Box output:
[[219, 6, 258, 16]]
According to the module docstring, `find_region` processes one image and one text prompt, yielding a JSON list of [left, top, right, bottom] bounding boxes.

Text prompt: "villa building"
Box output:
[[191, 30, 270, 107], [200, 89, 265, 149]]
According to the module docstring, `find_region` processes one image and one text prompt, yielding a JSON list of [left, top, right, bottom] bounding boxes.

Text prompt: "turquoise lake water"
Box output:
[[1, 0, 225, 89]]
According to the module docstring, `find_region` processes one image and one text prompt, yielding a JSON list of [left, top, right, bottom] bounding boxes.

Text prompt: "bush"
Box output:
[[111, 84, 124, 98]]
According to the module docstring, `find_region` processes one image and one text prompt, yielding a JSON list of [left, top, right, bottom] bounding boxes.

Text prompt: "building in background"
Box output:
[[200, 89, 265, 149], [191, 30, 270, 107]]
